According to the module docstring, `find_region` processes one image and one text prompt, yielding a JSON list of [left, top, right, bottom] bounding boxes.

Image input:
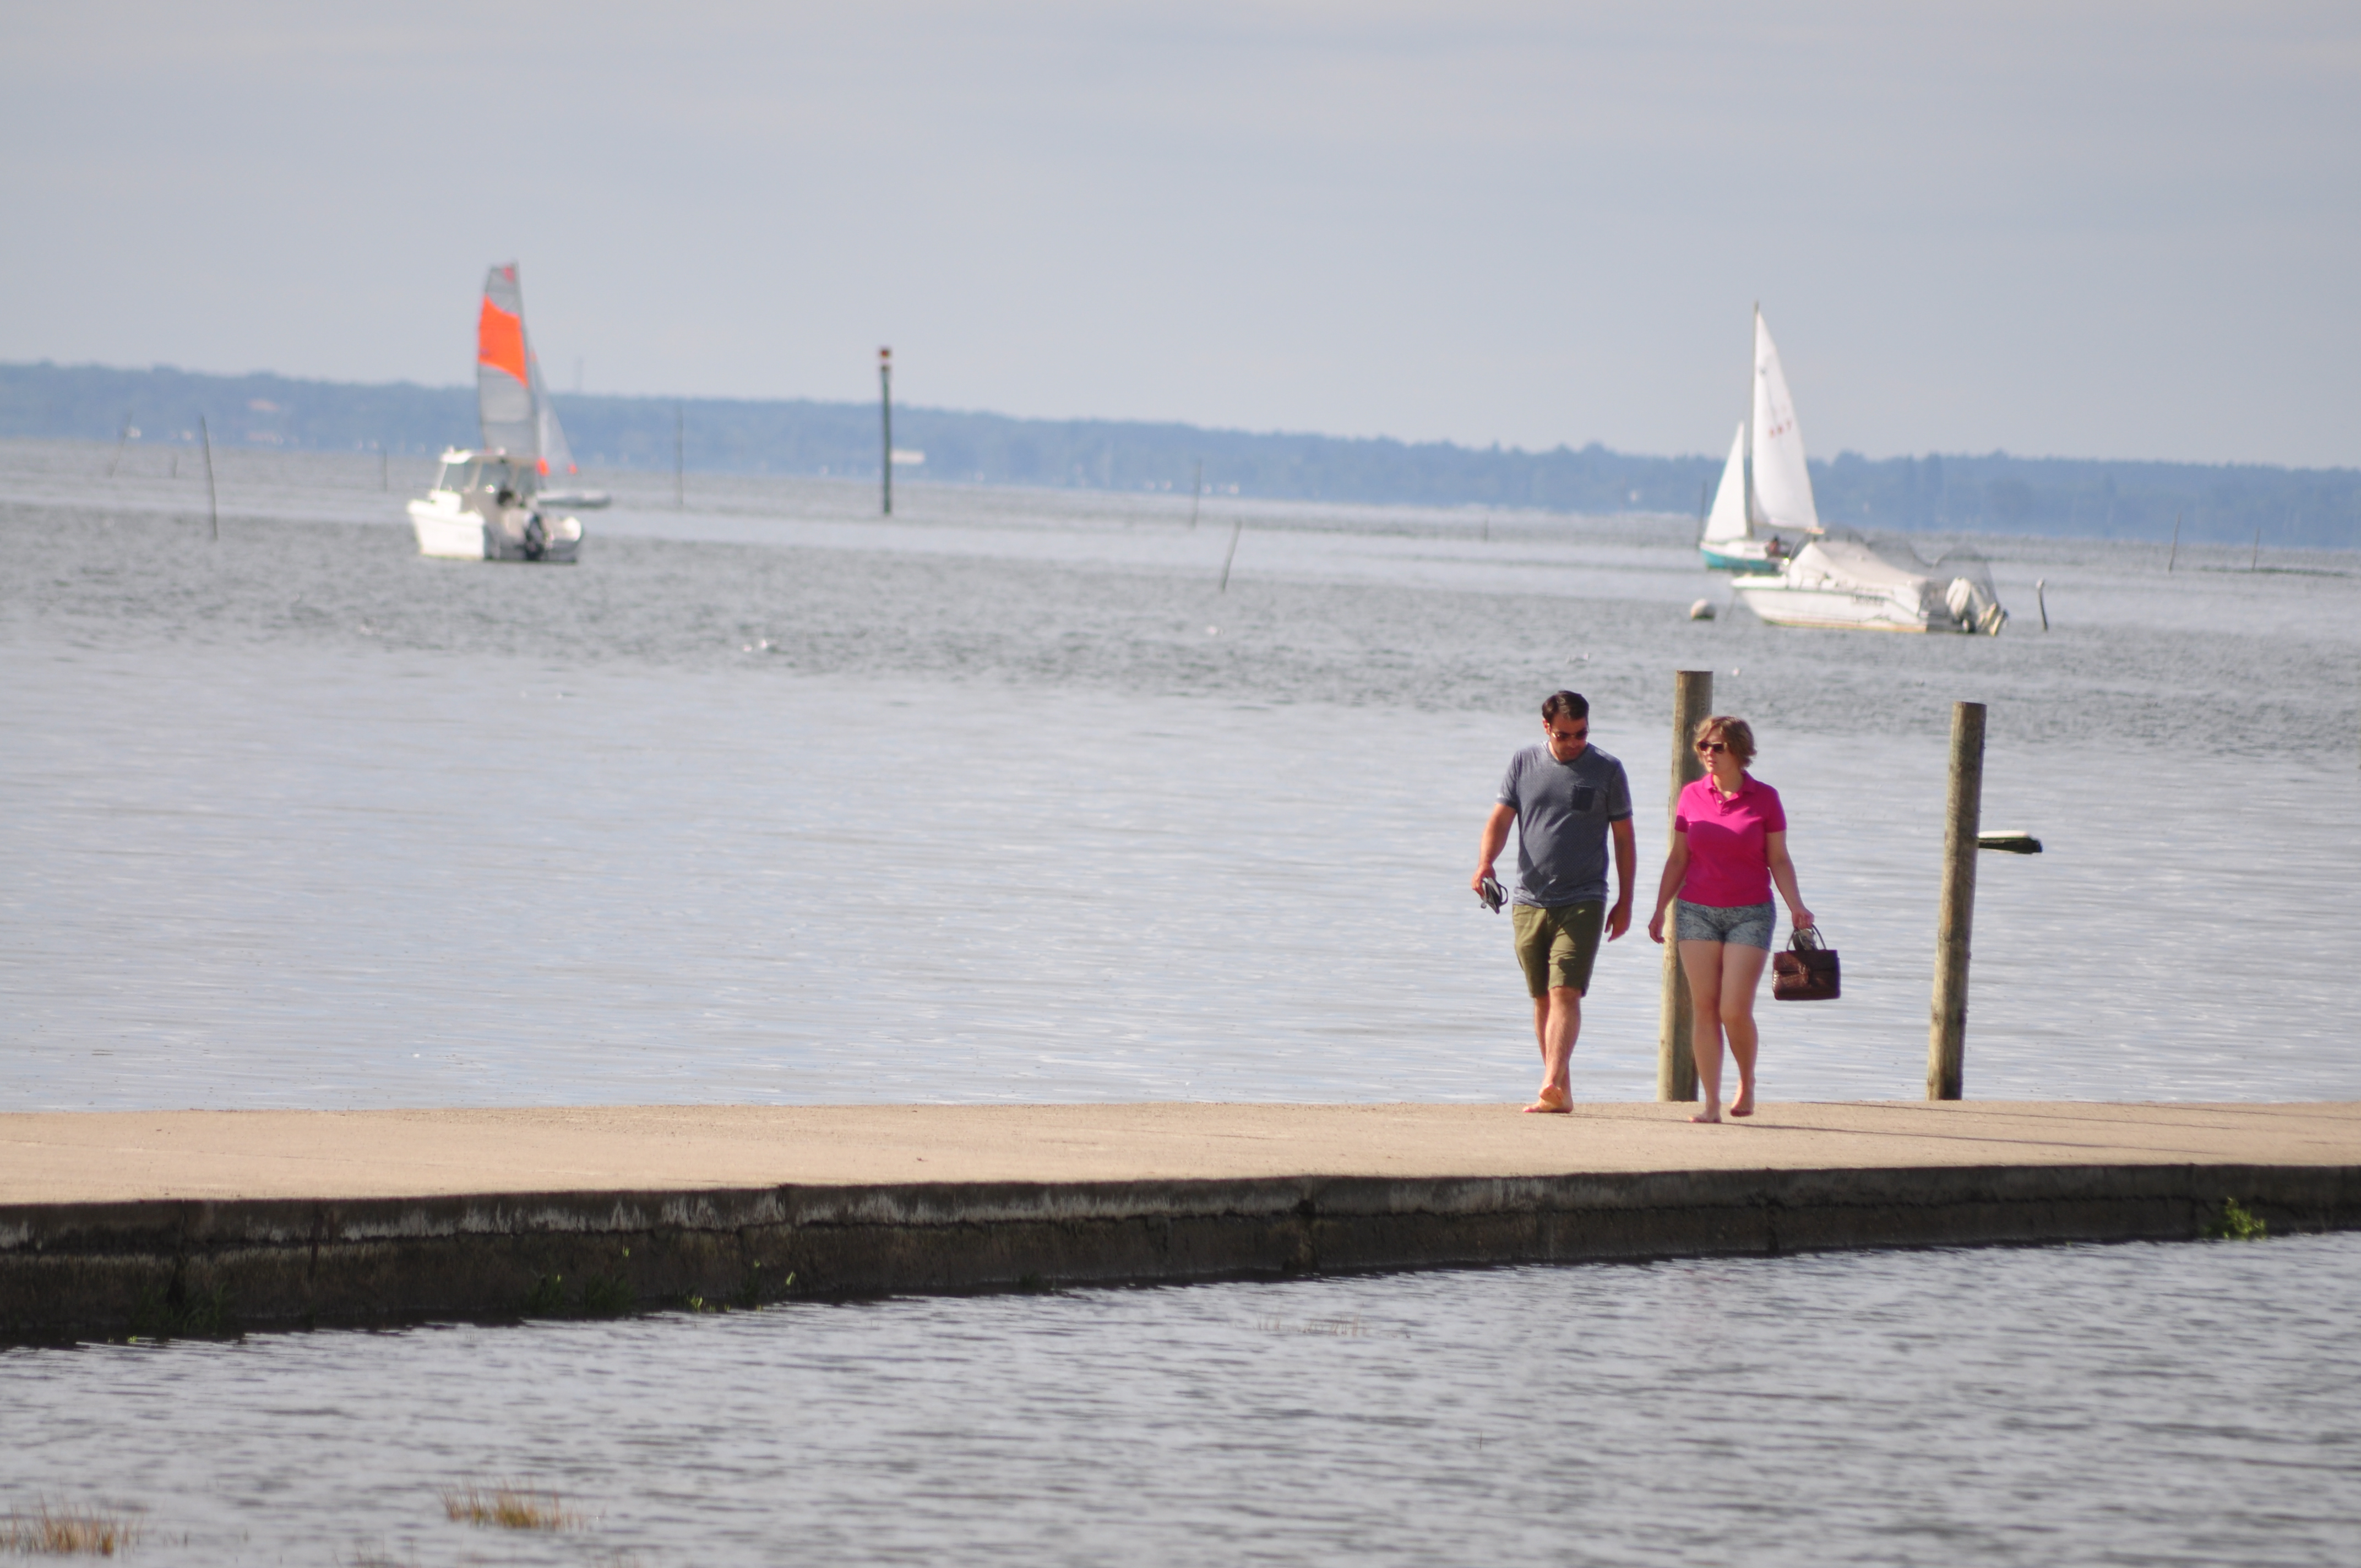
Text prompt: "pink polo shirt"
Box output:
[[1675, 775, 1787, 908]]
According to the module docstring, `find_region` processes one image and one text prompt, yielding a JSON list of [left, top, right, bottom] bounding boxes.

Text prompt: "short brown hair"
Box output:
[[1542, 690, 1588, 723], [1693, 714, 1756, 765]]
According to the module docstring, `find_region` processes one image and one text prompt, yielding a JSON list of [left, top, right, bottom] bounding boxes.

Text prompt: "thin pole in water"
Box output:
[[200, 416, 219, 541], [674, 404, 686, 511], [2251, 522, 2261, 570], [1657, 670, 1713, 1103], [106, 412, 132, 478], [2035, 577, 2049, 631], [1189, 458, 1203, 530], [1217, 518, 1243, 592], [2167, 512, 2180, 572], [1928, 700, 1986, 1101], [879, 348, 893, 518]]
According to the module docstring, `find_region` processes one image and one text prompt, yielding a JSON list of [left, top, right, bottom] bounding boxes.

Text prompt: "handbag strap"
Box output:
[[1789, 924, 1827, 952]]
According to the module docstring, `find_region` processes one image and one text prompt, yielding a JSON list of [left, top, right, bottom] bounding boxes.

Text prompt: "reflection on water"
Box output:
[[4, 1234, 2357, 1567]]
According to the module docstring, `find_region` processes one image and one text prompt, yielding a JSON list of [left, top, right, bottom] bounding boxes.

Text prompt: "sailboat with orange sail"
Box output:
[[405, 263, 593, 562]]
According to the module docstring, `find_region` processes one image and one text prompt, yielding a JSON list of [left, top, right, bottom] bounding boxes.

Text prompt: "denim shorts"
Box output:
[[1674, 899, 1775, 950]]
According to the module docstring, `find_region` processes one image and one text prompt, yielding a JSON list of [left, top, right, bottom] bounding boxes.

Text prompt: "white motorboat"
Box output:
[[1699, 308, 1821, 573], [1733, 535, 2008, 634], [405, 263, 595, 561], [409, 449, 584, 562]]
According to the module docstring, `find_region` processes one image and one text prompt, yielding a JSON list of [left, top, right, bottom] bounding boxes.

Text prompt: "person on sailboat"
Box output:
[[1471, 692, 1637, 1115], [1645, 716, 1814, 1124]]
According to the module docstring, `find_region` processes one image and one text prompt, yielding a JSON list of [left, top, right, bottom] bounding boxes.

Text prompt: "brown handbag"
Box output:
[[1771, 924, 1841, 1001]]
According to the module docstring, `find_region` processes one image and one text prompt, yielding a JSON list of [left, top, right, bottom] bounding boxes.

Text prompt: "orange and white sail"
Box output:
[[475, 263, 578, 477]]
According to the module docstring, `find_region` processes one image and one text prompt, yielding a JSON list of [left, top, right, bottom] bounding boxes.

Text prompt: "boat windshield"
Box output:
[[433, 459, 472, 493]]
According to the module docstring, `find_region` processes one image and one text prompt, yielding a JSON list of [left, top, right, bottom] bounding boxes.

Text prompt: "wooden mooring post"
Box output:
[[1928, 700, 1986, 1099], [1657, 669, 1713, 1101]]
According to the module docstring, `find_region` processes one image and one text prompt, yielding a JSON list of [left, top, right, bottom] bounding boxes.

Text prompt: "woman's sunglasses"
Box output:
[[1695, 740, 1729, 754]]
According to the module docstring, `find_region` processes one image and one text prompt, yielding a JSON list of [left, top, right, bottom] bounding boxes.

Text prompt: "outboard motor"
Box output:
[[1945, 576, 2008, 635]]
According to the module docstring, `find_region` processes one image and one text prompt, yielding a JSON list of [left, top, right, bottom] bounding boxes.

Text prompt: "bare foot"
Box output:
[[1689, 1108, 1723, 1124], [1729, 1095, 1755, 1118], [1524, 1085, 1570, 1115]]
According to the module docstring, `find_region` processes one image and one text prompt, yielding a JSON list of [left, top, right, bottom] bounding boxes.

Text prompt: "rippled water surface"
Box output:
[[7, 1236, 2359, 1567], [4, 442, 2357, 1108], [4, 441, 2360, 1565]]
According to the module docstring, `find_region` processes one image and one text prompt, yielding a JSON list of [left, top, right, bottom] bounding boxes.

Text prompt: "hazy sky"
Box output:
[[6, 2, 2355, 465]]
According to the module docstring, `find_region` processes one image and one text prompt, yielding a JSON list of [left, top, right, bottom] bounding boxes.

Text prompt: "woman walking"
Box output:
[[1646, 716, 1813, 1123]]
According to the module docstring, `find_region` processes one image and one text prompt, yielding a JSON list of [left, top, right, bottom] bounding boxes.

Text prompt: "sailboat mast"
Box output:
[[1744, 302, 1759, 540]]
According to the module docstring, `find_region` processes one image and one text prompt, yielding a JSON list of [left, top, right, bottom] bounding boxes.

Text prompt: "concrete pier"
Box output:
[[3, 1101, 2355, 1341]]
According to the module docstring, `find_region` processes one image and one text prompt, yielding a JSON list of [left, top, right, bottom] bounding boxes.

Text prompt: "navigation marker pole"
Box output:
[[1189, 458, 1203, 530], [880, 347, 893, 518], [2167, 512, 2181, 573], [1217, 518, 1243, 592], [200, 416, 219, 542]]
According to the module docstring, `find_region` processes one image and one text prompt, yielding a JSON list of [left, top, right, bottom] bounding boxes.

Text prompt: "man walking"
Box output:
[[1472, 691, 1636, 1113]]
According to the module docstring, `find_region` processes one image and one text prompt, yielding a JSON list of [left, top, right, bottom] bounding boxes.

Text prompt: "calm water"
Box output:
[[4, 440, 2360, 1563], [3, 442, 2357, 1107]]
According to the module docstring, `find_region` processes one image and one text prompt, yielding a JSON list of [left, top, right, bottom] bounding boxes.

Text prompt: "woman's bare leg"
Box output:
[[1679, 939, 1727, 1121], [1718, 943, 1772, 1116]]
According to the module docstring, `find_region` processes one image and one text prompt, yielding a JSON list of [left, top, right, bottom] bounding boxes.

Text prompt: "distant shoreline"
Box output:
[[6, 359, 2355, 547]]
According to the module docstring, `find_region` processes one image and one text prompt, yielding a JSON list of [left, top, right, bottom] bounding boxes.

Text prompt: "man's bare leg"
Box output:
[[1525, 988, 1581, 1110], [1542, 987, 1581, 1097]]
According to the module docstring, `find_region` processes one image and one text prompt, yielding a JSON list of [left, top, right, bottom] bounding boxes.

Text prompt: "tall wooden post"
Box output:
[[1928, 700, 1986, 1100], [200, 416, 219, 542], [1657, 669, 1713, 1101], [879, 347, 893, 518]]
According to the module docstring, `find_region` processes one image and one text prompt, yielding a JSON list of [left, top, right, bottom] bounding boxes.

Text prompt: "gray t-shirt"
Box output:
[[1497, 743, 1633, 907]]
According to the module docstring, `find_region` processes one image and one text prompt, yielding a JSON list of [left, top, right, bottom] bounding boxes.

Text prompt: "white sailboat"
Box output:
[[1699, 308, 1820, 573], [406, 263, 590, 562], [1718, 307, 2008, 634], [1699, 423, 1784, 573]]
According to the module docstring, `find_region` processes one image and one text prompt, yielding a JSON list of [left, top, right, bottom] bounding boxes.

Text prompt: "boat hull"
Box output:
[[1700, 540, 1786, 575], [405, 494, 582, 563], [1732, 579, 1946, 632]]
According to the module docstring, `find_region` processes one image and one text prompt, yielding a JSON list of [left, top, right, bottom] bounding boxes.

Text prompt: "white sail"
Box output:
[[1750, 309, 1821, 535], [1701, 422, 1750, 543], [527, 347, 576, 478]]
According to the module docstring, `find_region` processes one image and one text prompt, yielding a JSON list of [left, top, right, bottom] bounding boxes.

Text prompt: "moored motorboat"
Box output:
[[408, 449, 583, 562], [1733, 535, 2007, 634]]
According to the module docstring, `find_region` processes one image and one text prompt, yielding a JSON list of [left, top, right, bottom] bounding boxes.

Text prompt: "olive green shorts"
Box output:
[[1512, 900, 1605, 998]]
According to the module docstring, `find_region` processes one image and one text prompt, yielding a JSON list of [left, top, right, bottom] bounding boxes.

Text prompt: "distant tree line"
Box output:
[[6, 358, 2355, 547]]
